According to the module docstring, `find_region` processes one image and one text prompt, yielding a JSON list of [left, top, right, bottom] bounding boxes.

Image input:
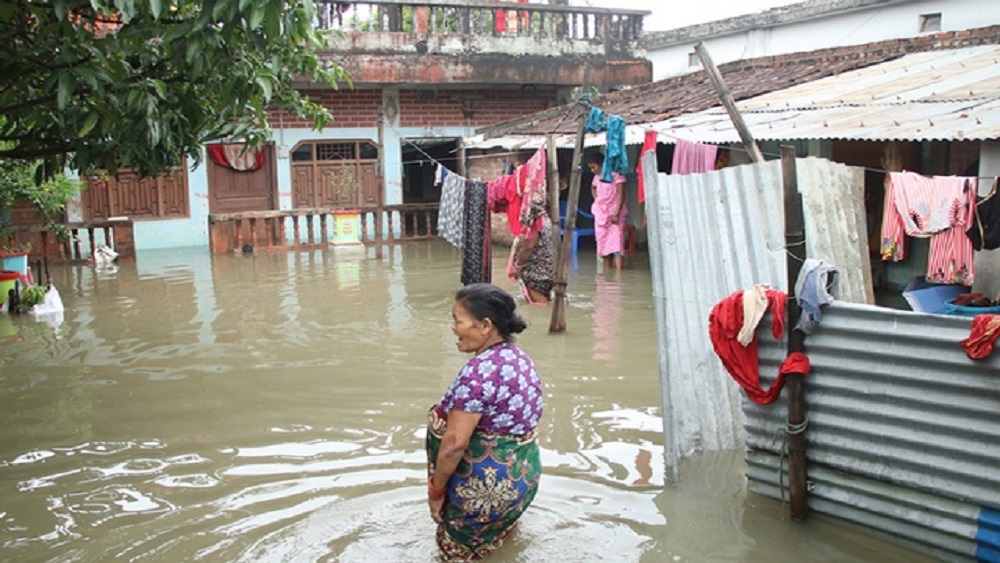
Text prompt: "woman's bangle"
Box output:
[[428, 476, 447, 500]]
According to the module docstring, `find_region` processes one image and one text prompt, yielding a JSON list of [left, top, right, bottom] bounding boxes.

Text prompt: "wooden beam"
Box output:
[[781, 145, 809, 521], [694, 42, 764, 163]]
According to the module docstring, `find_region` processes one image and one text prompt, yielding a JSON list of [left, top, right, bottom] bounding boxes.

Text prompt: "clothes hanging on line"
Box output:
[[636, 130, 657, 204], [517, 147, 548, 238], [461, 181, 491, 285], [438, 173, 467, 249], [886, 171, 969, 238], [670, 139, 718, 176], [487, 174, 514, 214], [435, 164, 448, 187], [501, 148, 546, 238], [966, 178, 1000, 251], [585, 107, 629, 183], [880, 171, 977, 286]]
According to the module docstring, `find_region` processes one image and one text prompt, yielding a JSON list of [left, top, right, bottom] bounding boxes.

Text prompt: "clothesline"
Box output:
[[387, 116, 998, 184], [383, 102, 581, 178], [717, 140, 999, 182]]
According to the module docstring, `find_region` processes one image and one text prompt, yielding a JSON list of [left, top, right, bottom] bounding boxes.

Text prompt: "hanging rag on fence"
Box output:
[[959, 314, 1000, 360], [670, 139, 718, 176], [709, 288, 811, 405], [585, 107, 628, 183], [794, 259, 838, 335], [881, 172, 977, 285]]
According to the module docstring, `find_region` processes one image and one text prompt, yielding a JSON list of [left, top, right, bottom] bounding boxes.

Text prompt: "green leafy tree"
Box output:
[[0, 0, 349, 179], [0, 156, 80, 251]]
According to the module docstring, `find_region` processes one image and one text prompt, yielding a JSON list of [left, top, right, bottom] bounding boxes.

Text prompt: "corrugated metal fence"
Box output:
[[642, 153, 1000, 560], [643, 156, 873, 469], [749, 302, 1000, 562]]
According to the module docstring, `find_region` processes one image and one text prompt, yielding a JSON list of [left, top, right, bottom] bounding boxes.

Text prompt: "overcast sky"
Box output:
[[578, 0, 802, 31]]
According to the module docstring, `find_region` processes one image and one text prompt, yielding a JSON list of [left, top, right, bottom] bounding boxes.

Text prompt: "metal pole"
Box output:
[[376, 110, 386, 260], [781, 145, 808, 521], [694, 42, 764, 163]]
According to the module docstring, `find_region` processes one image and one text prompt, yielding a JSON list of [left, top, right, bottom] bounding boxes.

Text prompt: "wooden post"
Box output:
[[376, 110, 386, 260], [694, 42, 764, 163], [546, 134, 561, 251], [781, 145, 809, 521], [548, 98, 589, 334]]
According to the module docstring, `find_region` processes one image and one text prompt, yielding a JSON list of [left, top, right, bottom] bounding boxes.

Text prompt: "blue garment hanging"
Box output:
[[584, 107, 629, 183]]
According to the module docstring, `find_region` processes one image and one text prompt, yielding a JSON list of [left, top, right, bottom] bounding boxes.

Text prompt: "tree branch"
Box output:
[[0, 144, 73, 160], [0, 94, 60, 116]]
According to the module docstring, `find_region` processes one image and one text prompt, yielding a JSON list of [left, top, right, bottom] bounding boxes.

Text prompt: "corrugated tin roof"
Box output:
[[473, 32, 921, 139], [658, 45, 1000, 142], [471, 26, 1000, 147]]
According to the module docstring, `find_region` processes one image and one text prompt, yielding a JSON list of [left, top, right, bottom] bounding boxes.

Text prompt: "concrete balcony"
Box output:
[[315, 0, 652, 87]]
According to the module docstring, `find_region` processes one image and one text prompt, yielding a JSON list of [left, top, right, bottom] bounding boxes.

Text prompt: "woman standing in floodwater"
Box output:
[[587, 152, 628, 272], [426, 283, 544, 560]]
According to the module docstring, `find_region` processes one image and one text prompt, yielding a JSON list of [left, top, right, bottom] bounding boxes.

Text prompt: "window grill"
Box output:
[[317, 143, 356, 160]]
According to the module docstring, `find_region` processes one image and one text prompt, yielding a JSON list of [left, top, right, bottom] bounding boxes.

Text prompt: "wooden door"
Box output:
[[290, 140, 380, 209], [207, 143, 278, 214]]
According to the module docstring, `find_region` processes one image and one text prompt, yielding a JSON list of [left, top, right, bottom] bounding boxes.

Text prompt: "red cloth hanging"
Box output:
[[636, 130, 656, 204], [206, 143, 266, 172], [960, 314, 1000, 360], [708, 289, 811, 405]]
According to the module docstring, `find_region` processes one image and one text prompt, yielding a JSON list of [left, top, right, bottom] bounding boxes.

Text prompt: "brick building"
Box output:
[[67, 1, 652, 253]]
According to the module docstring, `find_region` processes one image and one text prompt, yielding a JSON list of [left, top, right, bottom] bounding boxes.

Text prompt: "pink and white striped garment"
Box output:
[[881, 171, 977, 285]]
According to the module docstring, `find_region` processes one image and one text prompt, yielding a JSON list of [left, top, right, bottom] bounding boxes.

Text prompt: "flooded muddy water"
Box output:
[[0, 242, 936, 562]]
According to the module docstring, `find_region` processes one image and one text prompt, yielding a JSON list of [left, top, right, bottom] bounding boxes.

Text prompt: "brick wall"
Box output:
[[398, 88, 558, 128], [269, 89, 384, 128], [270, 88, 560, 130]]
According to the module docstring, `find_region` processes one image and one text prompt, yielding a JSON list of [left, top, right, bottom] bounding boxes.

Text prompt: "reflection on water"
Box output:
[[0, 243, 933, 562]]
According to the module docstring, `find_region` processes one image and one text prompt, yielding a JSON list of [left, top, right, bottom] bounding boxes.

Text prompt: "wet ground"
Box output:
[[0, 241, 937, 562]]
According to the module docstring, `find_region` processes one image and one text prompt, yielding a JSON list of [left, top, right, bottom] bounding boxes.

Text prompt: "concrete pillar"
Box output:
[[381, 89, 403, 206]]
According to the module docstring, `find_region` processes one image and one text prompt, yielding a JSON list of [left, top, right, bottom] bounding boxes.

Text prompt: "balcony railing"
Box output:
[[2, 220, 135, 264], [315, 0, 647, 43], [208, 204, 440, 255]]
